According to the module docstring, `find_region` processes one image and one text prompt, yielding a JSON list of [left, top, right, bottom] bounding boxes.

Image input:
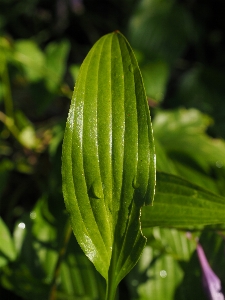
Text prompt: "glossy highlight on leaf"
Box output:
[[62, 31, 155, 294]]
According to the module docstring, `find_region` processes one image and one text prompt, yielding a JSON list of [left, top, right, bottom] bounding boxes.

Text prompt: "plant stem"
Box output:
[[48, 219, 72, 300], [105, 248, 119, 300], [0, 111, 20, 140]]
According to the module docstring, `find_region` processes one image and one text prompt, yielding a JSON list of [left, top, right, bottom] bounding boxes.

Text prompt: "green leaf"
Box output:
[[128, 246, 184, 300], [154, 138, 177, 175], [153, 108, 225, 175], [153, 108, 225, 194], [142, 172, 225, 228], [1, 197, 105, 300], [0, 218, 16, 267], [45, 40, 70, 91], [14, 40, 45, 82], [127, 228, 200, 300], [128, 0, 194, 63], [141, 60, 170, 102], [62, 31, 155, 297]]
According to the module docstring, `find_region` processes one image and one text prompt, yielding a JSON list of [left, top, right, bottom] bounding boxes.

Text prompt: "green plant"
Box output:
[[1, 29, 225, 300], [61, 31, 225, 299]]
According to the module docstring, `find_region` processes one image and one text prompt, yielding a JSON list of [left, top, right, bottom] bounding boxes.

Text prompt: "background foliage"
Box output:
[[0, 0, 225, 299]]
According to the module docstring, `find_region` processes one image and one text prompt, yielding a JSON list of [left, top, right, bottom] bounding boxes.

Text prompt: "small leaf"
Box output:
[[62, 31, 155, 296], [142, 172, 225, 228], [14, 40, 45, 82], [0, 218, 16, 267], [45, 40, 70, 91], [141, 60, 170, 102]]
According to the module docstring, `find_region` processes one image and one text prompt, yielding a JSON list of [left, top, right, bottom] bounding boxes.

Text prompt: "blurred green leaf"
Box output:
[[0, 218, 16, 267], [59, 237, 106, 300], [0, 37, 13, 72], [128, 0, 195, 63], [142, 172, 225, 228], [153, 108, 225, 192], [62, 31, 155, 297], [14, 40, 45, 82], [173, 65, 225, 137], [127, 228, 194, 300], [48, 124, 64, 158], [12, 110, 40, 150], [154, 139, 177, 175], [141, 60, 170, 102], [18, 126, 38, 149], [45, 40, 70, 92], [171, 159, 219, 194], [1, 196, 105, 299]]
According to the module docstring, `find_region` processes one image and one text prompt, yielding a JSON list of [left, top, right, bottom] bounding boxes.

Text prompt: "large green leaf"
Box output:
[[62, 31, 155, 298], [142, 172, 225, 228]]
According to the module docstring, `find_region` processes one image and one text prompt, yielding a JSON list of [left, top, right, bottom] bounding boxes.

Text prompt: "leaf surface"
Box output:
[[62, 31, 155, 294], [142, 172, 225, 228], [0, 218, 16, 267]]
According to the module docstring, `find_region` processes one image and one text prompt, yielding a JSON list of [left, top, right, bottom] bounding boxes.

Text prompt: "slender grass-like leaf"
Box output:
[[62, 31, 155, 298]]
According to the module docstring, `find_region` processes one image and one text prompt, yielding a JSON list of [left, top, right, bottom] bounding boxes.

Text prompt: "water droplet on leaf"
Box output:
[[89, 180, 103, 199], [18, 222, 26, 229], [132, 176, 140, 189], [216, 161, 223, 168], [131, 279, 139, 286], [160, 270, 167, 278]]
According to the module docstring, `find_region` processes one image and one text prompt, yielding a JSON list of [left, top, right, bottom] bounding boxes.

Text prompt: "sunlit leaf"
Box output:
[[142, 172, 225, 228], [0, 218, 16, 267], [153, 108, 225, 194], [153, 108, 225, 174], [62, 31, 155, 297]]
